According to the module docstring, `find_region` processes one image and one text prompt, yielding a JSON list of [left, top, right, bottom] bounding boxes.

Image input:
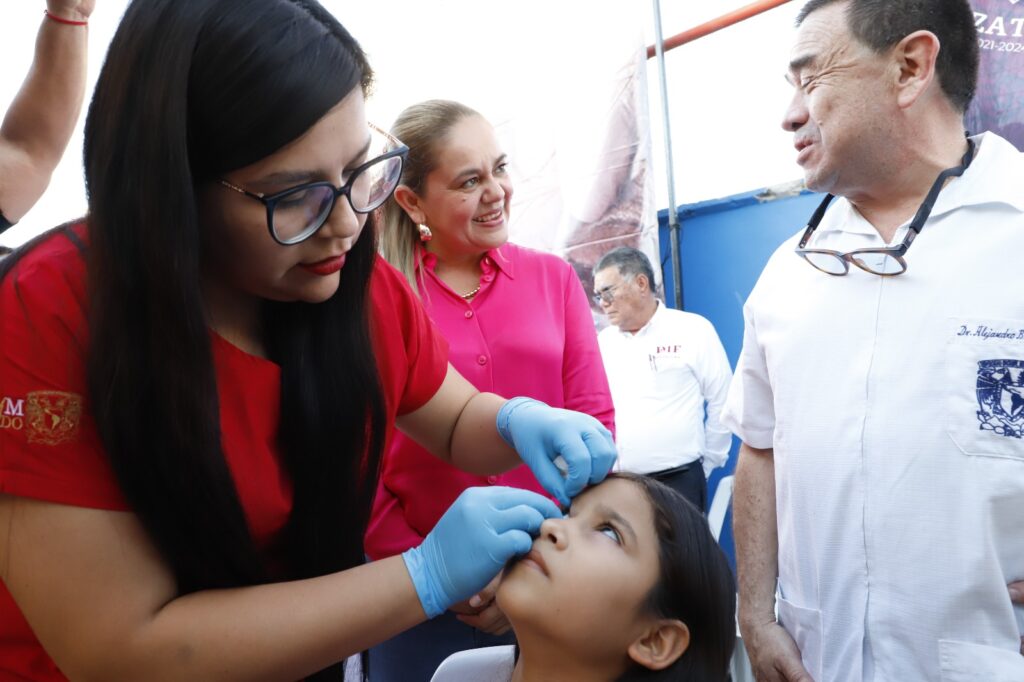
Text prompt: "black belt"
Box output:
[[650, 458, 703, 478]]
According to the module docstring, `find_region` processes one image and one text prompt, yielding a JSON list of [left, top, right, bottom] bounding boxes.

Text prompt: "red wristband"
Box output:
[[44, 9, 88, 26]]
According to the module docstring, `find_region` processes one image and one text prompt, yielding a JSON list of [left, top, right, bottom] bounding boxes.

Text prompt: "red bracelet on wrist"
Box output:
[[44, 9, 89, 26]]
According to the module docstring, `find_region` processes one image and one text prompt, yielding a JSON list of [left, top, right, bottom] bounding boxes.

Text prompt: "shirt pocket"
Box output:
[[945, 317, 1024, 461], [938, 639, 1024, 681], [646, 352, 687, 374], [776, 595, 823, 681]]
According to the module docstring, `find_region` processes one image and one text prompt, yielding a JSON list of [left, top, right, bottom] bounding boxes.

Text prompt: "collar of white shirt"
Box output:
[[817, 131, 1024, 238], [613, 299, 664, 338]]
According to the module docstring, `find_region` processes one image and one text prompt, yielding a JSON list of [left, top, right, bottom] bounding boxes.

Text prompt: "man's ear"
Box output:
[[635, 273, 650, 293], [892, 30, 941, 110], [392, 185, 425, 224], [627, 619, 690, 671]]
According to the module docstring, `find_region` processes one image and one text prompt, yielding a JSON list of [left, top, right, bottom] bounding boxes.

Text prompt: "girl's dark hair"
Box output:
[[616, 473, 737, 682], [71, 1, 382, 678]]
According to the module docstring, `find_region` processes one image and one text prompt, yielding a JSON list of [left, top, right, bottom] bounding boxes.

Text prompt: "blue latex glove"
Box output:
[[402, 486, 562, 618], [497, 397, 617, 507]]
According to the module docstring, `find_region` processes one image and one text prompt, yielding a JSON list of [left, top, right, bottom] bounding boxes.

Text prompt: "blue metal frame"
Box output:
[[656, 186, 821, 568]]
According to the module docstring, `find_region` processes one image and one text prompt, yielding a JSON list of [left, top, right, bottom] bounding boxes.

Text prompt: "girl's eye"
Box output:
[[598, 524, 622, 545], [461, 177, 479, 189], [495, 162, 509, 174]]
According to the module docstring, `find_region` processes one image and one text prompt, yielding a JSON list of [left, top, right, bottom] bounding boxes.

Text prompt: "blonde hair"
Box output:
[[378, 99, 481, 295]]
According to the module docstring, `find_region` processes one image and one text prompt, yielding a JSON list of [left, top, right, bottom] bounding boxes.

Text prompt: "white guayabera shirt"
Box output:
[[599, 300, 733, 479], [722, 133, 1024, 681]]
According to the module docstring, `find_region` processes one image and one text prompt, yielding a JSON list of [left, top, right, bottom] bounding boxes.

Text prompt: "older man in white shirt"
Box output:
[[593, 247, 733, 510], [723, 1, 1024, 680]]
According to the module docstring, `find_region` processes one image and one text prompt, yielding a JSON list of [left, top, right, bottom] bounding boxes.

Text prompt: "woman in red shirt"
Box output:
[[0, 2, 615, 681]]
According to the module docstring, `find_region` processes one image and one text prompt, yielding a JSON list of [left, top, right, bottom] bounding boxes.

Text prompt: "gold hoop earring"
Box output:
[[418, 224, 433, 242]]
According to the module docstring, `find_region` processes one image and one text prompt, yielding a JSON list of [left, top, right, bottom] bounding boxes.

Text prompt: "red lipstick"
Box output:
[[300, 254, 346, 276]]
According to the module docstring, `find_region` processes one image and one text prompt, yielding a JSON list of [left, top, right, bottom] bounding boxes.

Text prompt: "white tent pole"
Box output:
[[651, 0, 683, 310]]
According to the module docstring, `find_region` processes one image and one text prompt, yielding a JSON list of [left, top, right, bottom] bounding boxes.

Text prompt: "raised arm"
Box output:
[[396, 363, 616, 507], [395, 363, 518, 474], [0, 1, 93, 224]]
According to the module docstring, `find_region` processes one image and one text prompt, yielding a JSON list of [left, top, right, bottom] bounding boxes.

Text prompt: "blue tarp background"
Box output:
[[657, 189, 821, 568]]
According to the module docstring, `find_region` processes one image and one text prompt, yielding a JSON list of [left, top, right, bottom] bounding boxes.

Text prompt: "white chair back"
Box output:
[[707, 474, 734, 542], [430, 645, 516, 682]]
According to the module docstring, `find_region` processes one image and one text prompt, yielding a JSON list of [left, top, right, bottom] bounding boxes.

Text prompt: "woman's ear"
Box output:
[[627, 619, 690, 671], [392, 185, 425, 224]]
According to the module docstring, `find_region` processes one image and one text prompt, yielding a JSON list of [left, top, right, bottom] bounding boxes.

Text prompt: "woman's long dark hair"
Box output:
[[79, 1, 384, 678], [617, 474, 737, 682]]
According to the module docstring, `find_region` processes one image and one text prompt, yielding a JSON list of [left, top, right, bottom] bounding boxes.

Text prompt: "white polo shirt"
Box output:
[[722, 133, 1024, 681], [599, 301, 733, 478]]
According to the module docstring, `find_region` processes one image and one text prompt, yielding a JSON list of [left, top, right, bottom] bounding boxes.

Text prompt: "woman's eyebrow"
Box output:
[[349, 136, 372, 167], [251, 136, 374, 189], [452, 167, 481, 182], [452, 153, 508, 183], [251, 170, 317, 188]]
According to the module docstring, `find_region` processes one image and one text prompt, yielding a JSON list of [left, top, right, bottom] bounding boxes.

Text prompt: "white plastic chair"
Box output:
[[430, 644, 515, 682], [706, 475, 755, 682], [707, 474, 734, 542]]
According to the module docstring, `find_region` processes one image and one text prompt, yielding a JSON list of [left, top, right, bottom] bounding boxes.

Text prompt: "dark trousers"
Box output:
[[649, 459, 707, 511]]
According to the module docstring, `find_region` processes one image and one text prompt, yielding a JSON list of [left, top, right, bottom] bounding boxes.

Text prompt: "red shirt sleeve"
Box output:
[[0, 228, 128, 509], [369, 256, 449, 417]]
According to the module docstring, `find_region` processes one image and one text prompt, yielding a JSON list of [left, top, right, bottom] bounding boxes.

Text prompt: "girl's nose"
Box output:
[[539, 516, 568, 549]]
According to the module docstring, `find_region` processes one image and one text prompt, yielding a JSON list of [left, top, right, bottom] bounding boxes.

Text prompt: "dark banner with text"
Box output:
[[966, 1, 1024, 150]]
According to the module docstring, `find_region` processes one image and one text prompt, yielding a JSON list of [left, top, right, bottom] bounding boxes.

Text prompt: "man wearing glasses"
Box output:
[[592, 246, 732, 510], [722, 1, 1024, 681]]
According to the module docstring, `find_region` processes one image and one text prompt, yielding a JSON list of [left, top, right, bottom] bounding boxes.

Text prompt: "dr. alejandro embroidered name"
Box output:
[[956, 325, 1024, 340]]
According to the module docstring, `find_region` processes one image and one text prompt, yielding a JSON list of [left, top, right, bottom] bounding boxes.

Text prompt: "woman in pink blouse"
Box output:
[[368, 99, 615, 681]]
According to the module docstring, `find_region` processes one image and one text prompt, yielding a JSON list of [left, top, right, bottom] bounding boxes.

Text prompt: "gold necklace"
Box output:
[[460, 284, 482, 299]]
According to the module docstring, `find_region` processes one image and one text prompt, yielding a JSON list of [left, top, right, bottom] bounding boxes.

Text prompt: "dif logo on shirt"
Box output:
[[648, 345, 683, 372]]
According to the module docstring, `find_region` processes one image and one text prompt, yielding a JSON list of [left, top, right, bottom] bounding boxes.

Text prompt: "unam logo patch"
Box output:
[[976, 359, 1024, 439], [26, 390, 83, 445]]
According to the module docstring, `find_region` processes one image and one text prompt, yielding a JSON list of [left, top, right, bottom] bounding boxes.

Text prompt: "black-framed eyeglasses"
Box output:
[[593, 281, 626, 305], [219, 123, 409, 246], [795, 137, 975, 276]]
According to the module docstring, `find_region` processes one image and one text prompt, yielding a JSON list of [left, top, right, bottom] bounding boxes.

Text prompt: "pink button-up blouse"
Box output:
[[364, 242, 615, 560]]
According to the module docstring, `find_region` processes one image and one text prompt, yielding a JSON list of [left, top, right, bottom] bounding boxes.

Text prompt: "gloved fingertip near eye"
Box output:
[[563, 476, 587, 500]]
